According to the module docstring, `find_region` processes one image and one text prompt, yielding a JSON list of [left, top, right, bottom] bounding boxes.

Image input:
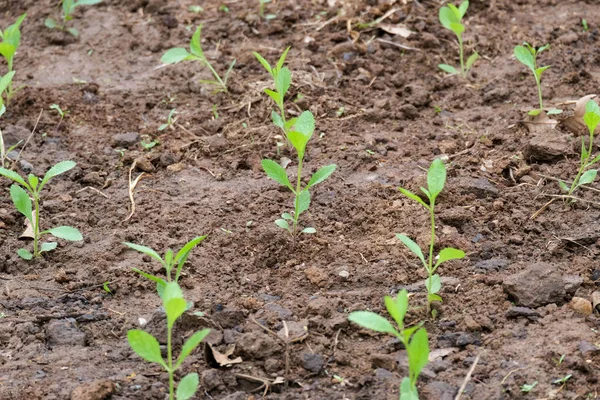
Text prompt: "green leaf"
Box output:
[[586, 99, 600, 115], [514, 45, 535, 71], [287, 131, 309, 159], [165, 297, 187, 328], [189, 26, 204, 58], [407, 328, 430, 382], [275, 67, 291, 97], [400, 377, 419, 400], [558, 180, 569, 193], [398, 187, 429, 208], [427, 158, 446, 199], [434, 247, 465, 269], [176, 329, 211, 368], [458, 0, 469, 18], [253, 51, 272, 75], [449, 22, 465, 36], [75, 0, 103, 5], [67, 27, 79, 37], [301, 227, 316, 234], [40, 242, 58, 253], [293, 111, 315, 137], [27, 174, 39, 191], [9, 184, 32, 222], [127, 330, 167, 368], [17, 248, 32, 260], [396, 234, 426, 267], [0, 44, 16, 65], [535, 65, 550, 79], [265, 90, 281, 107], [276, 47, 291, 72], [131, 268, 167, 296], [281, 212, 293, 220], [584, 104, 600, 134], [45, 226, 82, 241], [123, 242, 164, 264], [385, 290, 408, 328], [275, 219, 290, 230], [465, 51, 478, 71], [425, 274, 442, 294], [546, 108, 563, 115], [262, 159, 293, 191], [438, 64, 457, 74], [528, 109, 541, 116], [537, 44, 550, 54], [44, 18, 58, 29], [40, 161, 76, 189], [306, 164, 336, 189], [0, 71, 15, 95], [176, 373, 199, 400], [174, 235, 207, 280], [296, 189, 310, 215], [348, 311, 398, 335], [428, 293, 443, 303], [579, 169, 597, 186], [161, 48, 193, 64], [439, 7, 459, 31]]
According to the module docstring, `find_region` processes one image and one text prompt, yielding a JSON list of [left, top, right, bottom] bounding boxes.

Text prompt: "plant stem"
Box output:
[[203, 60, 227, 92], [536, 77, 543, 112], [167, 324, 174, 400], [292, 158, 303, 238], [457, 36, 465, 78], [569, 131, 594, 196], [33, 193, 40, 257], [426, 201, 436, 313]]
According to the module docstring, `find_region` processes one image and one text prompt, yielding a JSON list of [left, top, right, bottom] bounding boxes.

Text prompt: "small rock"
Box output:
[[302, 352, 324, 373], [483, 86, 510, 104], [70, 380, 114, 400], [19, 159, 34, 174], [371, 354, 396, 370], [563, 275, 583, 296], [82, 172, 104, 186], [212, 309, 245, 329], [506, 306, 541, 320], [46, 318, 86, 346], [265, 304, 293, 320], [558, 31, 578, 44], [524, 133, 571, 162], [134, 155, 154, 172], [305, 266, 328, 287], [578, 340, 600, 356], [473, 258, 509, 273], [463, 315, 481, 332], [569, 297, 593, 316], [454, 177, 499, 198], [306, 297, 336, 318], [374, 368, 396, 380], [592, 270, 600, 284], [236, 331, 282, 359], [111, 132, 139, 148], [338, 270, 350, 279], [437, 332, 480, 348], [222, 329, 240, 344], [503, 262, 566, 307], [201, 369, 223, 391]]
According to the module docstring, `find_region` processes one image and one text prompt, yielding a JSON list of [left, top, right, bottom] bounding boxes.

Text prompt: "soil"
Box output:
[[1, 0, 600, 399]]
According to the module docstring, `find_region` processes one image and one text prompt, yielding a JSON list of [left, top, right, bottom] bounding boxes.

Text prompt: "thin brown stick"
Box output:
[[15, 108, 43, 162], [454, 353, 481, 400], [123, 161, 145, 222], [376, 38, 422, 52], [530, 198, 555, 220], [76, 186, 109, 198]]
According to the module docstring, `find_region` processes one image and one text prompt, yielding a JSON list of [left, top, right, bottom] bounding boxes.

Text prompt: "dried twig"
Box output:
[[455, 353, 481, 400], [376, 38, 422, 52], [15, 108, 43, 163], [123, 160, 145, 222], [76, 186, 109, 199]]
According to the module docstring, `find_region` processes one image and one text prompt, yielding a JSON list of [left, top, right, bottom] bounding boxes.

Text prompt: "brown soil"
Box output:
[[1, 0, 600, 399]]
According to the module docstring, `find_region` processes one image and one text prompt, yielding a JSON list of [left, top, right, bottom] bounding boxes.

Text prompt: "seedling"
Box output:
[[582, 19, 589, 32], [258, 0, 276, 20], [349, 290, 430, 399], [161, 25, 236, 94], [254, 48, 337, 238], [45, 0, 103, 37], [397, 159, 465, 315], [103, 281, 112, 294], [553, 374, 572, 385], [123, 236, 206, 297], [128, 281, 210, 400], [0, 160, 82, 259], [521, 381, 537, 393], [438, 1, 478, 78], [514, 43, 561, 116], [158, 109, 178, 131], [559, 100, 600, 197], [1, 73, 21, 167], [140, 135, 159, 150], [50, 104, 68, 119], [0, 13, 26, 105]]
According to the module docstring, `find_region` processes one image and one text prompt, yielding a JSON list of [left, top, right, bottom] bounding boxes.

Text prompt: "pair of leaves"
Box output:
[[439, 1, 468, 37], [262, 159, 336, 193], [0, 13, 26, 67], [253, 47, 290, 80], [395, 234, 465, 271], [583, 99, 600, 135], [514, 43, 550, 80], [398, 158, 446, 210], [161, 26, 204, 65], [63, 0, 103, 17]]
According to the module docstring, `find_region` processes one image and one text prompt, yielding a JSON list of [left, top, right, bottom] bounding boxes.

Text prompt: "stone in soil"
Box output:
[[302, 352, 325, 373], [236, 331, 282, 359], [46, 318, 86, 347], [506, 306, 541, 320], [569, 297, 593, 315], [70, 379, 114, 400], [111, 132, 140, 148], [453, 177, 499, 198], [502, 262, 567, 307], [523, 133, 571, 162], [201, 369, 224, 391]]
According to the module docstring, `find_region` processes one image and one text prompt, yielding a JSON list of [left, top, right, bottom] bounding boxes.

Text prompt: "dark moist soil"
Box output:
[[1, 0, 600, 399]]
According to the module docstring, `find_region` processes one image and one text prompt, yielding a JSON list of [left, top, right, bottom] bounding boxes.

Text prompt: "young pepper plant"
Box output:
[[161, 25, 236, 94], [559, 100, 600, 197], [514, 43, 561, 116], [349, 290, 429, 400], [438, 1, 478, 78], [45, 0, 103, 37], [0, 13, 26, 105], [123, 236, 207, 298], [253, 48, 336, 238], [0, 160, 82, 259], [128, 281, 210, 400], [397, 159, 465, 315]]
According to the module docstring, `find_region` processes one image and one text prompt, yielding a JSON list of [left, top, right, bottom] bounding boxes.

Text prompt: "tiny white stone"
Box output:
[[138, 317, 147, 327], [339, 270, 350, 279]]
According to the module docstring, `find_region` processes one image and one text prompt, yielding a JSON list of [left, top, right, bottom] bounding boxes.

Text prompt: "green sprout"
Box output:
[[161, 25, 236, 94], [582, 19, 589, 32], [103, 282, 112, 294], [521, 381, 537, 393], [559, 100, 600, 198], [0, 71, 20, 168], [218, 4, 229, 12], [128, 281, 210, 400], [45, 0, 103, 37], [0, 13, 26, 105], [188, 5, 203, 13], [123, 236, 206, 297], [258, 0, 276, 20], [140, 135, 159, 150], [397, 159, 465, 315], [254, 48, 336, 239], [514, 43, 562, 116], [50, 103, 68, 119], [0, 161, 83, 259], [438, 1, 478, 78], [553, 374, 572, 385], [158, 109, 178, 131], [349, 290, 430, 400]]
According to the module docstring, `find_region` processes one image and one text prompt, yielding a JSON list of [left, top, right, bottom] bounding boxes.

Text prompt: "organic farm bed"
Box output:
[[1, 0, 600, 399]]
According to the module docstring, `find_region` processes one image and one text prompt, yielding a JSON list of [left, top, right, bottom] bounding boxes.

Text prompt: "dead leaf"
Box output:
[[204, 343, 243, 368], [525, 111, 558, 134], [19, 210, 35, 240], [563, 94, 597, 134], [429, 348, 456, 362], [379, 24, 413, 38]]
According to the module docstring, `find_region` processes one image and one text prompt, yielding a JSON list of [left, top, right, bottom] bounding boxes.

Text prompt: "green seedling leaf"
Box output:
[[0, 168, 23, 189], [427, 158, 446, 199], [296, 189, 310, 215], [9, 184, 32, 222], [0, 44, 16, 64], [293, 111, 315, 137], [400, 377, 419, 400], [584, 102, 600, 134], [275, 67, 291, 97], [190, 26, 203, 57], [514, 45, 535, 71], [537, 44, 550, 53], [165, 297, 187, 328], [17, 248, 33, 260], [123, 242, 164, 264], [0, 71, 15, 95], [425, 274, 442, 294], [174, 235, 207, 279], [434, 247, 465, 268], [44, 18, 58, 29], [398, 187, 429, 208], [586, 99, 600, 115], [428, 293, 443, 303], [265, 90, 280, 106], [348, 311, 397, 335], [449, 22, 465, 36], [558, 180, 569, 193], [535, 66, 550, 79], [262, 159, 293, 191], [161, 48, 193, 64], [253, 52, 272, 75], [45, 226, 82, 241], [439, 7, 459, 31], [281, 213, 293, 220], [41, 160, 76, 189], [546, 108, 563, 115], [396, 234, 426, 267], [276, 47, 290, 71], [407, 328, 430, 381], [287, 131, 310, 159], [458, 0, 469, 18], [40, 242, 58, 252], [176, 328, 211, 368], [301, 227, 316, 234], [528, 109, 541, 116], [306, 164, 336, 189], [465, 51, 478, 71], [67, 27, 79, 37], [384, 291, 408, 328], [127, 330, 167, 368], [579, 169, 597, 186], [75, 0, 103, 5], [521, 381, 538, 393], [131, 268, 167, 288], [176, 373, 199, 400], [275, 219, 290, 230]]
